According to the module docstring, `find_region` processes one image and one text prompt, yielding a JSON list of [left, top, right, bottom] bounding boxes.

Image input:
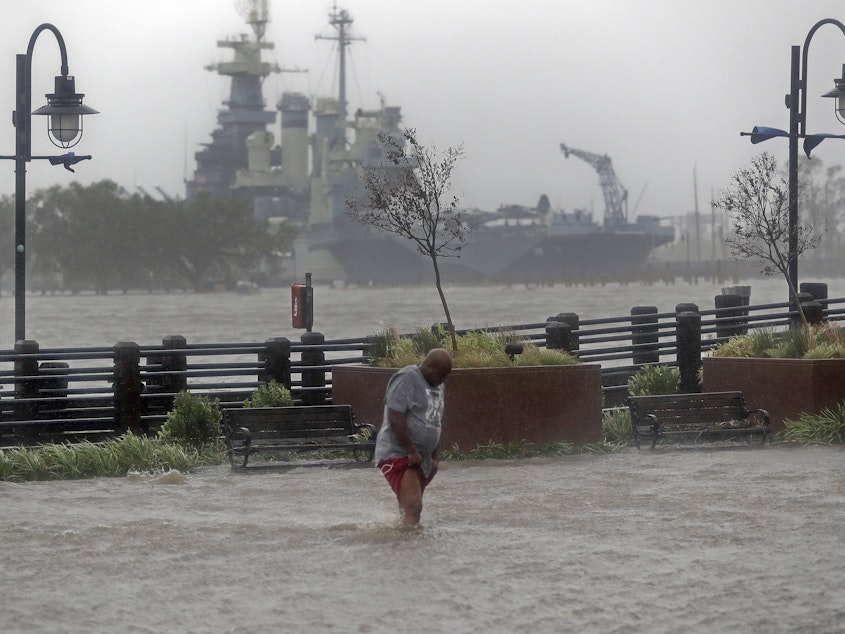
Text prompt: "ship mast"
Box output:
[[236, 0, 269, 40], [315, 4, 365, 146]]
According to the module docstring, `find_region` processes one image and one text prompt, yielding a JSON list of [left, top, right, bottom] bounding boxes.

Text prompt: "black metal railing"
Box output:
[[1, 289, 840, 444]]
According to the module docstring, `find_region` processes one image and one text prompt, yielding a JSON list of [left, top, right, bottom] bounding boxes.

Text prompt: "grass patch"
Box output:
[[0, 433, 225, 482]]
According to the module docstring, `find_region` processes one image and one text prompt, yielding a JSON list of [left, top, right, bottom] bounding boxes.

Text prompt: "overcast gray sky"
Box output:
[[4, 0, 845, 221]]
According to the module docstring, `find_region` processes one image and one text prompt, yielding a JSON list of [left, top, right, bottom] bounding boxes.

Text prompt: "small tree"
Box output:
[[346, 128, 470, 350], [714, 152, 820, 322]]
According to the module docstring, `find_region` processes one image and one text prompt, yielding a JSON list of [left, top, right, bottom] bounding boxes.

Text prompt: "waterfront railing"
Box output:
[[1, 289, 841, 444]]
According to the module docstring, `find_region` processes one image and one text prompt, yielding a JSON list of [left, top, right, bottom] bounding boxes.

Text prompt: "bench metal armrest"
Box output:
[[352, 422, 376, 441], [225, 425, 252, 448], [745, 408, 771, 430], [630, 412, 660, 449]]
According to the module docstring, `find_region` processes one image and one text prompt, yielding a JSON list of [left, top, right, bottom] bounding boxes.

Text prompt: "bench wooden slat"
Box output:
[[627, 390, 771, 449], [222, 404, 375, 468]]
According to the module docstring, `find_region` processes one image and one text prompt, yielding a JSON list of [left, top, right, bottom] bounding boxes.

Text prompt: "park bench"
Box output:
[[627, 391, 771, 449], [222, 404, 376, 468]]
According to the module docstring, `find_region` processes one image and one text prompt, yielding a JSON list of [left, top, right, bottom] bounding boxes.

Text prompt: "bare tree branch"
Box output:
[[714, 152, 820, 322], [345, 128, 470, 350]]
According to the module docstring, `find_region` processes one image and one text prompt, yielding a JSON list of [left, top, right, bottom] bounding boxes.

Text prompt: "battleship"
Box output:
[[185, 1, 675, 286]]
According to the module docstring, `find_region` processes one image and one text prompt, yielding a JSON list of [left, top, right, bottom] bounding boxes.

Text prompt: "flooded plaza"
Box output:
[[2, 444, 844, 633]]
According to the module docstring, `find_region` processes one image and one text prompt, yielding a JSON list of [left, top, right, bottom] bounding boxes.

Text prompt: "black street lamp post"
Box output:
[[2, 24, 97, 344], [742, 18, 845, 298]]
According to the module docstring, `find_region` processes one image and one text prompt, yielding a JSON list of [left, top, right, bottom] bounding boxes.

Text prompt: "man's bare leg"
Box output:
[[398, 467, 423, 526]]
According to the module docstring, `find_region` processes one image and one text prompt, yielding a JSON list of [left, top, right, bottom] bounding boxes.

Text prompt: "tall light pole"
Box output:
[[742, 18, 845, 298], [3, 24, 97, 343]]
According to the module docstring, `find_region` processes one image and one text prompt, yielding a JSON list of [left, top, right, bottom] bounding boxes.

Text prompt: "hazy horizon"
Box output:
[[4, 1, 845, 222]]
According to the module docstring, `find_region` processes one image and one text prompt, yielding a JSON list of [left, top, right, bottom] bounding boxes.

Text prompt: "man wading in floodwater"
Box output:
[[374, 348, 452, 526]]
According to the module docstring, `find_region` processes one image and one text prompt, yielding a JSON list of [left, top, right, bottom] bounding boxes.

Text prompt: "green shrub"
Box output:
[[159, 391, 222, 446], [782, 402, 845, 444], [244, 381, 293, 408], [627, 365, 680, 396]]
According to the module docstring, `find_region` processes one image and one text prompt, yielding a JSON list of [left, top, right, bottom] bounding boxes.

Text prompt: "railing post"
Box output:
[[14, 339, 39, 422], [114, 341, 144, 435], [790, 292, 814, 325], [300, 331, 326, 405], [545, 321, 572, 352], [715, 294, 747, 338], [145, 335, 187, 416], [675, 302, 699, 315], [631, 306, 659, 365], [260, 337, 292, 389], [800, 282, 828, 322], [160, 335, 188, 397], [676, 311, 702, 394], [800, 282, 828, 306], [547, 312, 579, 352], [801, 301, 825, 325], [39, 361, 69, 418]]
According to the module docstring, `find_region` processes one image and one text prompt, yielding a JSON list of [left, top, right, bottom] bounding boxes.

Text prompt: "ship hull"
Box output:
[[306, 229, 675, 285]]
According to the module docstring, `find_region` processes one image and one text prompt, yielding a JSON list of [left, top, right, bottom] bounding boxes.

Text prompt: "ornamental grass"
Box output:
[[368, 326, 577, 368]]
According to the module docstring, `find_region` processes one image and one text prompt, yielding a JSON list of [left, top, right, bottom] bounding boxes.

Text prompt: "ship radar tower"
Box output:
[[315, 3, 365, 147]]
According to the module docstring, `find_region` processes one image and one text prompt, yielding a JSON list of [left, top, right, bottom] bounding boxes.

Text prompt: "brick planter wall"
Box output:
[[331, 364, 603, 449], [703, 357, 845, 433]]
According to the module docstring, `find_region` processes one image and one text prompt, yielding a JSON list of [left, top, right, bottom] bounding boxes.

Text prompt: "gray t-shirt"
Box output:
[[373, 364, 445, 477]]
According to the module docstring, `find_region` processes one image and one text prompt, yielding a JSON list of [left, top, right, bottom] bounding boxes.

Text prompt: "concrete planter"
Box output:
[[331, 364, 603, 449], [703, 357, 845, 433]]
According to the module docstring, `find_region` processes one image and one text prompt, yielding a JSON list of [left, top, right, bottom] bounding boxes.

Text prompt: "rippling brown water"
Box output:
[[3, 445, 844, 633], [3, 276, 840, 348]]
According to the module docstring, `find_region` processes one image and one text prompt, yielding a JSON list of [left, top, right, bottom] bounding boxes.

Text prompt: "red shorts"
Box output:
[[378, 457, 434, 497]]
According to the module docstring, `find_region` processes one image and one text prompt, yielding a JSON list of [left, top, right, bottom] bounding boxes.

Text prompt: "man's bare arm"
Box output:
[[387, 407, 422, 465]]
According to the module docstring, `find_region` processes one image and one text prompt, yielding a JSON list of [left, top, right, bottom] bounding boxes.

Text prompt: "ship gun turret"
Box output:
[[560, 143, 629, 232]]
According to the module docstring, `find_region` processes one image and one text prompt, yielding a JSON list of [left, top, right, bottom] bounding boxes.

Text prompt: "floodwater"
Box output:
[[2, 276, 842, 348], [3, 445, 844, 633]]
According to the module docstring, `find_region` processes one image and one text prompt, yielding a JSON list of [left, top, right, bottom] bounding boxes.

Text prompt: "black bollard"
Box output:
[[800, 282, 828, 302], [800, 282, 828, 311], [714, 294, 747, 338], [549, 313, 579, 353], [675, 303, 699, 315], [790, 292, 814, 325], [801, 301, 825, 325], [114, 341, 144, 435], [261, 337, 292, 389], [300, 331, 326, 405], [676, 312, 702, 393], [14, 339, 40, 424], [39, 361, 69, 418], [631, 306, 659, 365], [161, 335, 188, 400], [545, 321, 573, 352]]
